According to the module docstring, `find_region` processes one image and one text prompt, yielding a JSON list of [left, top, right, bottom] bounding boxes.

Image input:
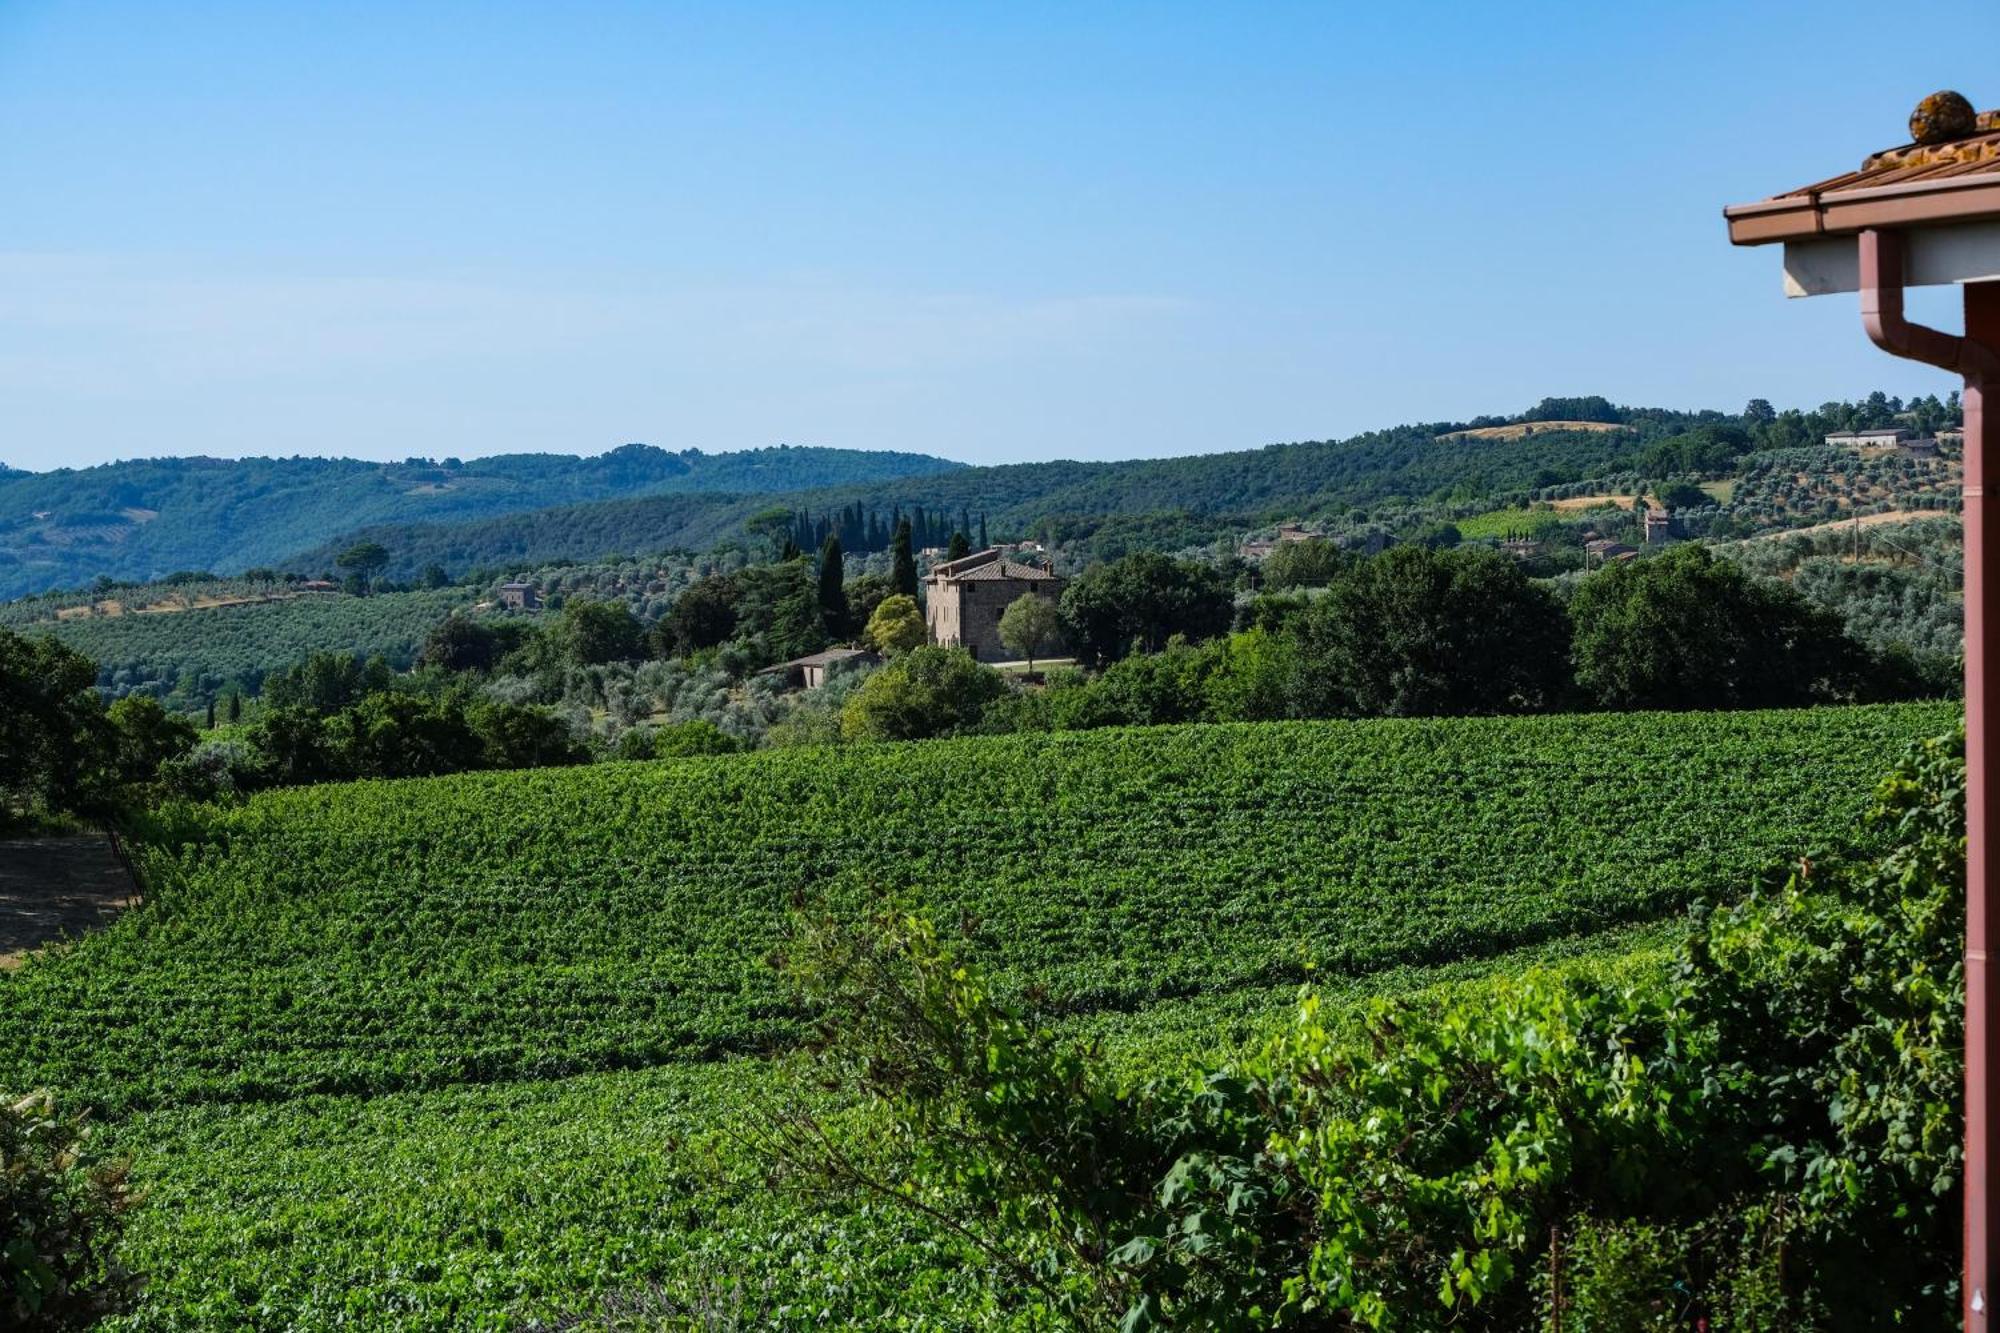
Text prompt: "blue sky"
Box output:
[[3, 1, 1997, 470]]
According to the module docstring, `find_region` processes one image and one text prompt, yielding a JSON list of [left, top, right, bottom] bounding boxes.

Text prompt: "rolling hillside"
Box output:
[[277, 419, 1670, 579], [0, 443, 960, 599], [0, 702, 1951, 1327]]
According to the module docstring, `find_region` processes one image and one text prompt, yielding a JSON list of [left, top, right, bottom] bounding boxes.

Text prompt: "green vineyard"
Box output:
[[0, 702, 1958, 1327]]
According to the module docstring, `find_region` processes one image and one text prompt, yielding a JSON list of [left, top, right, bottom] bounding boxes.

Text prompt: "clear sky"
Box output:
[[4, 1, 1998, 471]]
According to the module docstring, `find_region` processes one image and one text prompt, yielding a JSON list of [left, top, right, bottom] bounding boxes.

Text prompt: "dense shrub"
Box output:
[[1, 1090, 140, 1329], [841, 646, 1006, 741]]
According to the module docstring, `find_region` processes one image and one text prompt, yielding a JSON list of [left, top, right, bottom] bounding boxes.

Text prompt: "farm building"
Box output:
[[1643, 509, 1674, 543], [924, 548, 1063, 662], [759, 647, 880, 690], [1824, 427, 1914, 447], [297, 579, 339, 592], [497, 581, 540, 610]]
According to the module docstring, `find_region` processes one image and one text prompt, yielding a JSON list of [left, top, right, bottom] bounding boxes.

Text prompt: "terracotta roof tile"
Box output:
[[948, 560, 1060, 582], [1725, 103, 2000, 244]]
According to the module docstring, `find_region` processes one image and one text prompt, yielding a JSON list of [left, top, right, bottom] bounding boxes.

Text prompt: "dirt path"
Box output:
[[1735, 510, 1939, 542], [0, 835, 139, 969]]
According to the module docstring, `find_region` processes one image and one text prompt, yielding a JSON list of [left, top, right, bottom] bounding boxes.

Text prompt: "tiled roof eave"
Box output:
[[1727, 157, 2000, 246]]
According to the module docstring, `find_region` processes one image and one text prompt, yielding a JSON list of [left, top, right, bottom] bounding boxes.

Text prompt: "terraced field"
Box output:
[[0, 702, 1956, 1328]]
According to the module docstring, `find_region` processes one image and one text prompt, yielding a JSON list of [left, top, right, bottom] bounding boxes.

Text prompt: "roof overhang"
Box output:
[[1725, 114, 2000, 298], [1778, 218, 2000, 297]]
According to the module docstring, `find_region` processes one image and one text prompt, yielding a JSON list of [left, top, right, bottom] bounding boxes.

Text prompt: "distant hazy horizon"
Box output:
[[4, 1, 1994, 471]]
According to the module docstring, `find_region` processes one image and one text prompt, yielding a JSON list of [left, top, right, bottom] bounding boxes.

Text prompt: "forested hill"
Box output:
[[0, 443, 960, 600], [279, 406, 1697, 578]]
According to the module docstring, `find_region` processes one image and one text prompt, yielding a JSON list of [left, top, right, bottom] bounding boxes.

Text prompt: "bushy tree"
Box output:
[[654, 574, 741, 657], [419, 616, 503, 674], [1571, 545, 1868, 710], [558, 599, 645, 667], [263, 652, 390, 714], [1058, 552, 1233, 667], [99, 696, 197, 802], [616, 719, 745, 761], [840, 645, 1005, 741], [333, 541, 390, 594], [844, 573, 894, 636], [469, 701, 589, 770], [864, 594, 928, 656], [0, 630, 107, 822], [997, 593, 1064, 670], [1261, 537, 1349, 591], [1293, 545, 1572, 716]]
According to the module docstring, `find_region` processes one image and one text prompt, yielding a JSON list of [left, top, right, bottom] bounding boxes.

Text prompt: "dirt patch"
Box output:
[[1737, 510, 1940, 543], [0, 835, 139, 969], [1548, 494, 1632, 512], [1441, 421, 1626, 441]]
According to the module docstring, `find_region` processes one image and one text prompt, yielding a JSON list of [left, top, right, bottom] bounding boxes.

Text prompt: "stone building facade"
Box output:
[[924, 549, 1063, 662]]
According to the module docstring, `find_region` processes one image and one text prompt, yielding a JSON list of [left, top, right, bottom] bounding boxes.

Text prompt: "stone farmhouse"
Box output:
[[924, 549, 1063, 662], [497, 581, 540, 610]]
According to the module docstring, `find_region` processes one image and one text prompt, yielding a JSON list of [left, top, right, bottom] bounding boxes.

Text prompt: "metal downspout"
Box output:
[[1859, 226, 2000, 1329]]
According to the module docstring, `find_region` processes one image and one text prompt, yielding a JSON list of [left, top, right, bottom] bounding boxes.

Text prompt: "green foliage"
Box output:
[[0, 630, 108, 822], [816, 535, 850, 639], [780, 727, 1966, 1328], [0, 444, 960, 600], [244, 690, 586, 787], [863, 594, 927, 656], [614, 719, 746, 760], [1258, 538, 1348, 590], [1293, 545, 1571, 716], [997, 592, 1064, 666], [891, 519, 918, 599], [2, 584, 474, 706], [841, 646, 1005, 741], [0, 1089, 140, 1329], [1059, 552, 1234, 667], [333, 541, 390, 593], [557, 598, 645, 666], [653, 572, 741, 657], [1571, 545, 1871, 710]]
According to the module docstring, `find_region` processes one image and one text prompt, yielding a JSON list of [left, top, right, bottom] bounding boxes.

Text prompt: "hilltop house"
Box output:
[[498, 581, 540, 610], [924, 549, 1063, 662], [1825, 427, 1914, 447]]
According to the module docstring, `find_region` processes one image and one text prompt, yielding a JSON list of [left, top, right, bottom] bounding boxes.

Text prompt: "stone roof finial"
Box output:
[[1911, 90, 1978, 146]]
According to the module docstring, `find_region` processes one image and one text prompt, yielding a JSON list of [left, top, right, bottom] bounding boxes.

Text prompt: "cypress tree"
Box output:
[[978, 512, 988, 548], [206, 698, 217, 730], [947, 530, 971, 560], [227, 692, 242, 724], [892, 518, 918, 599], [818, 535, 849, 638]]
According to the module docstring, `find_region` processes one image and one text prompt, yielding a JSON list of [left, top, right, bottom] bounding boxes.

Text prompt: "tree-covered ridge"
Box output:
[[0, 443, 961, 600], [260, 390, 1965, 581]]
